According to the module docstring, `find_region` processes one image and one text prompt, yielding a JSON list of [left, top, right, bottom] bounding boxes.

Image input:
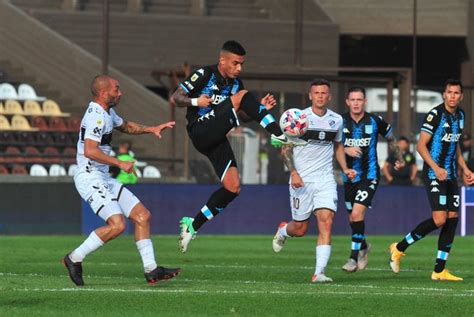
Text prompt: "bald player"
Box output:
[[63, 75, 180, 286]]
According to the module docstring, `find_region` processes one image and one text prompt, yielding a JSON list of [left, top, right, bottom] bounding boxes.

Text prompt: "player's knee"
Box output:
[[224, 183, 241, 195], [134, 208, 151, 226], [110, 220, 126, 237], [433, 217, 446, 228], [230, 90, 248, 109], [293, 224, 308, 237]]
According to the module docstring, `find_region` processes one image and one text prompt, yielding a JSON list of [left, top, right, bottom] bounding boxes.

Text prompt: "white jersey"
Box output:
[[76, 102, 124, 174], [293, 107, 343, 182]]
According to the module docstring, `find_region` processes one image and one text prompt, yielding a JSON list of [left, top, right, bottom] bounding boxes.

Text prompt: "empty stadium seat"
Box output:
[[17, 132, 35, 145], [11, 164, 28, 175], [18, 84, 46, 101], [0, 83, 18, 99], [49, 164, 67, 176], [31, 116, 49, 131], [67, 164, 77, 176], [42, 99, 70, 117], [62, 147, 77, 157], [0, 131, 16, 145], [143, 165, 161, 178], [49, 117, 68, 131], [30, 164, 48, 176], [0, 164, 8, 175], [0, 102, 4, 114], [24, 100, 44, 116], [35, 132, 55, 146], [43, 146, 60, 156], [66, 117, 81, 132], [4, 99, 24, 115], [11, 115, 39, 131], [0, 115, 12, 130]]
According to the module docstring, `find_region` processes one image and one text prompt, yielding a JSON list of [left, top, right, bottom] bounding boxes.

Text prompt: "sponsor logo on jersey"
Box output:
[[97, 119, 103, 126], [190, 74, 199, 82], [441, 133, 461, 142], [344, 138, 371, 147], [430, 180, 439, 186], [427, 114, 433, 122], [93, 127, 102, 135], [365, 125, 373, 134], [319, 131, 326, 140], [431, 187, 440, 193], [211, 94, 228, 104]]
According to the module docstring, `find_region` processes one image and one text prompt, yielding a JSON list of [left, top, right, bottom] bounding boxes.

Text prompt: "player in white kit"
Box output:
[[272, 79, 355, 283], [63, 75, 180, 286]]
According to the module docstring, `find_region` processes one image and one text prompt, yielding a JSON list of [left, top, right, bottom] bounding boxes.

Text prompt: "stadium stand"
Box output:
[[24, 100, 44, 116], [11, 164, 28, 175], [4, 100, 24, 115], [0, 83, 19, 99], [42, 99, 70, 117], [17, 83, 46, 101], [49, 163, 67, 176], [0, 115, 12, 130], [11, 115, 38, 131], [30, 163, 48, 176]]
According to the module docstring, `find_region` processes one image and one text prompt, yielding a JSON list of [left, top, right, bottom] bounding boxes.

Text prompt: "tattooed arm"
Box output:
[[171, 87, 212, 108], [280, 144, 304, 188], [116, 120, 175, 138], [387, 136, 404, 170]]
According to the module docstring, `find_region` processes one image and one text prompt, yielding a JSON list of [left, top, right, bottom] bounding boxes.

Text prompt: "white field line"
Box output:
[[2, 272, 474, 295], [4, 287, 474, 298]]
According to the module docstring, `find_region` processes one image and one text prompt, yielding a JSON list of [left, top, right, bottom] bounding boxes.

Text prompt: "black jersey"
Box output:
[[420, 103, 465, 180], [342, 112, 393, 182], [179, 64, 244, 125]]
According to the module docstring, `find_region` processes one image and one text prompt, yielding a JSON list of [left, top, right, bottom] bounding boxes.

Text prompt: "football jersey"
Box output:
[[293, 107, 343, 182], [420, 103, 464, 180], [342, 112, 393, 183], [179, 64, 244, 125], [76, 102, 124, 174]]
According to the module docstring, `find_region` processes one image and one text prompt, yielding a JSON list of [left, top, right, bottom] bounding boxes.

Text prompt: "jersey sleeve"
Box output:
[[231, 78, 244, 95], [110, 109, 124, 128], [82, 111, 105, 143], [179, 67, 210, 97], [375, 115, 393, 139], [420, 108, 441, 135], [335, 117, 343, 142]]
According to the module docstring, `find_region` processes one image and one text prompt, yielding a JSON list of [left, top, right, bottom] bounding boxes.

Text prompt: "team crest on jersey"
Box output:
[[365, 125, 373, 134], [88, 108, 93, 113], [319, 131, 326, 140], [191, 74, 199, 82]]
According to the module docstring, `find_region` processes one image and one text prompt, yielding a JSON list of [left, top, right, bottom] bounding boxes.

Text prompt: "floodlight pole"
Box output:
[[102, 0, 110, 75]]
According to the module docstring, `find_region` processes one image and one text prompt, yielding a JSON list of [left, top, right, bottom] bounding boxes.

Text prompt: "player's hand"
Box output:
[[197, 94, 213, 108], [345, 147, 362, 158], [386, 175, 394, 183], [434, 167, 448, 181], [290, 171, 304, 189], [260, 93, 277, 110], [463, 168, 474, 185], [118, 161, 136, 174], [394, 160, 405, 171], [344, 169, 357, 181], [149, 121, 176, 139]]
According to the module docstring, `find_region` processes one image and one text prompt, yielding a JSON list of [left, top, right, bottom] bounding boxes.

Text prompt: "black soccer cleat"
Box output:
[[62, 254, 85, 286], [144, 266, 181, 285]]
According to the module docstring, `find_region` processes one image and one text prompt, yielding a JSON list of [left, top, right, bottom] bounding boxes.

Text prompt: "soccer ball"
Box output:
[[279, 108, 308, 137]]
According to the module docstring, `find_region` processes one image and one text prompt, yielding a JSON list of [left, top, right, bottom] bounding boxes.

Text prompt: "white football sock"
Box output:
[[279, 224, 291, 238], [70, 231, 104, 263], [315, 245, 331, 275], [136, 239, 158, 273]]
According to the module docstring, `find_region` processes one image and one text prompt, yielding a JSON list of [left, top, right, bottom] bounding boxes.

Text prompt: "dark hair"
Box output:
[[398, 136, 409, 143], [221, 40, 246, 56], [310, 78, 331, 88], [444, 79, 463, 93], [347, 86, 366, 98]]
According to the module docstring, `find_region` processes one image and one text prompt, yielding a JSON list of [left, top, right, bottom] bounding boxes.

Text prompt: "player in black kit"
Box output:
[[171, 40, 291, 252], [389, 79, 474, 281]]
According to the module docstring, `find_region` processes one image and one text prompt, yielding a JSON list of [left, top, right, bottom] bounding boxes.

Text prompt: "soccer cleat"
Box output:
[[62, 254, 84, 286], [311, 274, 333, 283], [342, 258, 358, 273], [431, 269, 463, 282], [145, 266, 181, 285], [272, 222, 288, 253], [389, 242, 405, 273], [179, 217, 196, 253], [270, 134, 307, 148], [357, 243, 371, 271]]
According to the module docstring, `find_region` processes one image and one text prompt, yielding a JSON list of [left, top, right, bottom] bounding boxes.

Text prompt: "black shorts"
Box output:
[[424, 178, 460, 212], [343, 179, 379, 213], [188, 98, 239, 180]]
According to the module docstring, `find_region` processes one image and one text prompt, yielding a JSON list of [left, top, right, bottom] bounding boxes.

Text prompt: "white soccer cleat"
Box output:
[[271, 134, 307, 148], [272, 222, 288, 253], [311, 274, 333, 283], [342, 258, 358, 273], [357, 243, 371, 271], [178, 217, 196, 253]]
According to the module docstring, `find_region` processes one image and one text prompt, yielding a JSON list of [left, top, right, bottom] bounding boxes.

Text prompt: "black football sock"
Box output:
[[350, 221, 365, 261], [191, 187, 239, 232], [239, 92, 282, 136], [396, 218, 438, 252], [434, 217, 458, 273]]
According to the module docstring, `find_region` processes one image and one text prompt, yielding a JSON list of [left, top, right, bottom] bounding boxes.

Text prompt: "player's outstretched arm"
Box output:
[[417, 132, 447, 180], [387, 136, 405, 170], [116, 120, 175, 138], [171, 87, 212, 108], [84, 139, 135, 174], [335, 142, 356, 180]]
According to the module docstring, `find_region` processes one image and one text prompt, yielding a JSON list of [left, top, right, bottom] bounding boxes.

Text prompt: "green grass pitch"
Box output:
[[1, 235, 473, 316]]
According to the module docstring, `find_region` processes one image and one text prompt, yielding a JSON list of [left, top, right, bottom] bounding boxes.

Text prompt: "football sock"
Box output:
[[350, 221, 365, 261], [239, 92, 282, 136], [434, 217, 458, 273], [191, 187, 239, 231], [396, 218, 438, 252], [70, 231, 104, 263], [278, 223, 291, 238], [136, 239, 158, 273], [315, 245, 331, 275]]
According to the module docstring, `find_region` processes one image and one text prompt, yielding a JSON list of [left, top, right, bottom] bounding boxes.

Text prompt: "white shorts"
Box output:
[[74, 170, 140, 221], [289, 179, 337, 221]]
